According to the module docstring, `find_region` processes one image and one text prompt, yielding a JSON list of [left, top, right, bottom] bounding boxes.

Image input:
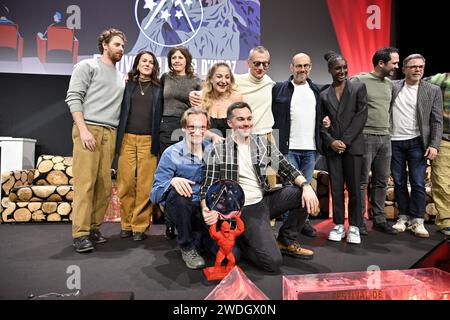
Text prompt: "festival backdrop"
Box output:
[[0, 0, 392, 80], [0, 0, 260, 77]]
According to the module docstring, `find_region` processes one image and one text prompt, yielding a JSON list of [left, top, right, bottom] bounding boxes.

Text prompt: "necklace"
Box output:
[[138, 79, 151, 95]]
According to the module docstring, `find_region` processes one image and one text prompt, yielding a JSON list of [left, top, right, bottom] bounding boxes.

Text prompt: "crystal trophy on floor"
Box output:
[[203, 179, 245, 281]]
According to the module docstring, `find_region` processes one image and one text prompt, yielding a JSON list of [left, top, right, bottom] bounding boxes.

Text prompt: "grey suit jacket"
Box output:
[[391, 79, 443, 150], [320, 79, 368, 156]]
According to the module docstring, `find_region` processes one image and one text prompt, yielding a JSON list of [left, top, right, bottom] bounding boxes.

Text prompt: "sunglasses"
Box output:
[[252, 61, 270, 68]]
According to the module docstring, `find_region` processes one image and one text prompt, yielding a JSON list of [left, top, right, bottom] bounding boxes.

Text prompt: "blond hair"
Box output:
[[202, 62, 238, 111]]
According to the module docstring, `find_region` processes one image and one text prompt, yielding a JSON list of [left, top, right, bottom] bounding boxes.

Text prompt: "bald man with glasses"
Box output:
[[272, 53, 323, 238]]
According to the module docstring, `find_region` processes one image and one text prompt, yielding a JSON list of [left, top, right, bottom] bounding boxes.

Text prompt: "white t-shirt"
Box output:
[[289, 81, 316, 150], [391, 84, 420, 141], [237, 142, 263, 206]]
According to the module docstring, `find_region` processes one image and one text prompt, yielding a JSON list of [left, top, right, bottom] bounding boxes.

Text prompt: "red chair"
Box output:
[[36, 26, 78, 64], [0, 23, 23, 62]]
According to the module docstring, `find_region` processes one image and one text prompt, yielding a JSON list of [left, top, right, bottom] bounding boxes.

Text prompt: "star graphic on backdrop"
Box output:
[[143, 0, 158, 11], [175, 10, 184, 19], [185, 0, 193, 7], [160, 8, 171, 21]]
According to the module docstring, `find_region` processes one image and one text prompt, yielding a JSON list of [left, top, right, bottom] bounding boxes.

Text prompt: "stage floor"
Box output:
[[0, 219, 446, 300]]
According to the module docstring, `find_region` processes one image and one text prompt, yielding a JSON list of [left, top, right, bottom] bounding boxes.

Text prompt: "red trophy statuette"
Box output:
[[203, 179, 245, 281]]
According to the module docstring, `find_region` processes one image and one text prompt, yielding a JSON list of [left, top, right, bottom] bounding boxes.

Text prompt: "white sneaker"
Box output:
[[392, 215, 410, 232], [328, 224, 345, 242], [347, 226, 361, 244], [410, 219, 429, 238]]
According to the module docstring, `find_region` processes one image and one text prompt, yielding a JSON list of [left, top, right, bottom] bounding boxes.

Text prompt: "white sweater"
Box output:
[[235, 73, 275, 135]]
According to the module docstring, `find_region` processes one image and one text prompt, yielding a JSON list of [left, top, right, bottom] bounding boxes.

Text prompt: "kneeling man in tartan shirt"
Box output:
[[201, 102, 319, 272]]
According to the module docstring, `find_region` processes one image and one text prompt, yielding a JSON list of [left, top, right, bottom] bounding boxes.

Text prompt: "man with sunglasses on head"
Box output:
[[272, 53, 323, 238]]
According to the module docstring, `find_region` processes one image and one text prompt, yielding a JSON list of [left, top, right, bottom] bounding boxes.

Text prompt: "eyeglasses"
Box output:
[[186, 125, 207, 133], [294, 64, 311, 70], [405, 65, 425, 70], [252, 61, 270, 68]]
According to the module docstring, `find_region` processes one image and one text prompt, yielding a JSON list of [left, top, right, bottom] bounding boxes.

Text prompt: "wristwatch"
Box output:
[[300, 181, 310, 190]]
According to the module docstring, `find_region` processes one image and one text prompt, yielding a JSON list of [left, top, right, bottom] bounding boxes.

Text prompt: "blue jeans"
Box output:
[[287, 150, 317, 183], [284, 150, 317, 222], [391, 137, 427, 219]]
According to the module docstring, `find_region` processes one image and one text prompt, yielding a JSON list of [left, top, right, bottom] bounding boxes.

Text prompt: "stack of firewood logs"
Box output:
[[384, 165, 436, 221], [1, 155, 73, 223]]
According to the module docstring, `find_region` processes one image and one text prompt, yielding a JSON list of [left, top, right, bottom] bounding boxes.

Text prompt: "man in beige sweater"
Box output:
[[190, 46, 275, 135], [234, 46, 275, 135]]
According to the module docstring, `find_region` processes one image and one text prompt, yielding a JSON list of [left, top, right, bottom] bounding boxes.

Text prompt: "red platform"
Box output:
[[283, 267, 450, 300], [203, 265, 234, 281]]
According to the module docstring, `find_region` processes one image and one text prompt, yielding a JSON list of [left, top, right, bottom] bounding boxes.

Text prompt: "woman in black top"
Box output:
[[115, 51, 160, 241], [202, 62, 242, 138]]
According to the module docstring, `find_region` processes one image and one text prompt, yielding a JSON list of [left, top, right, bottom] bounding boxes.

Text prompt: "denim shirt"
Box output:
[[150, 139, 210, 205]]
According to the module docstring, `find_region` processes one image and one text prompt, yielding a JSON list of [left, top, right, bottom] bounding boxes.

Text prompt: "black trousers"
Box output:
[[165, 188, 205, 251], [159, 116, 182, 156], [238, 186, 308, 272], [326, 153, 363, 227]]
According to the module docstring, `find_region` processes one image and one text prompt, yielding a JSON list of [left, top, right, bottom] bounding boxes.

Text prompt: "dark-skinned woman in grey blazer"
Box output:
[[320, 52, 368, 244]]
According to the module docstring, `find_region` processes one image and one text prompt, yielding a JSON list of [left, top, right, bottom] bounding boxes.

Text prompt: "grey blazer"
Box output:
[[320, 79, 368, 156], [391, 79, 443, 150]]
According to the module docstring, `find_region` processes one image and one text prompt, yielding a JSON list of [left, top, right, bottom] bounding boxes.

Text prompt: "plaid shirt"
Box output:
[[200, 134, 304, 200]]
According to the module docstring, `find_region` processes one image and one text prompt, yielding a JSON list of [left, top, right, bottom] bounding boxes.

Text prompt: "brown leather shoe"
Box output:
[[277, 240, 314, 260]]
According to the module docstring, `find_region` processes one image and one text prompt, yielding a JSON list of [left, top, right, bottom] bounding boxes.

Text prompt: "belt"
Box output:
[[364, 133, 389, 136]]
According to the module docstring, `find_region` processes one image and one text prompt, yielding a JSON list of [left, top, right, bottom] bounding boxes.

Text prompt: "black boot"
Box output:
[[301, 220, 317, 237], [165, 225, 176, 239]]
